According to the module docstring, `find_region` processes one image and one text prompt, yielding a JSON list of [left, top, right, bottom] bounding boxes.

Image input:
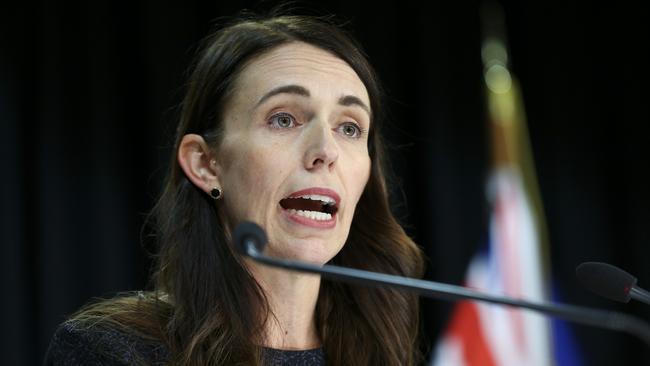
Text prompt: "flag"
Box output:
[[431, 5, 582, 365]]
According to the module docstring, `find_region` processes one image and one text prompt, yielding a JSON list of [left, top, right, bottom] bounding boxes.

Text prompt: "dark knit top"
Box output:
[[44, 321, 326, 365]]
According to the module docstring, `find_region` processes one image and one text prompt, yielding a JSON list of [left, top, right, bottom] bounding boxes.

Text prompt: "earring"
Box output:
[[210, 187, 222, 200]]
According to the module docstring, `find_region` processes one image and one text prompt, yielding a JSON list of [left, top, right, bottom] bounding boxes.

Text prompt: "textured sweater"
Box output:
[[44, 321, 326, 365]]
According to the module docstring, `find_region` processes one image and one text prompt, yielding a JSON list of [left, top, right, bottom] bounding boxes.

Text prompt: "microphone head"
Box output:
[[233, 221, 268, 255], [576, 262, 637, 303]]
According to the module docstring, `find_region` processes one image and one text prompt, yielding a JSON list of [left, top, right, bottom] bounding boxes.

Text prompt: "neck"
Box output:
[[246, 259, 322, 350]]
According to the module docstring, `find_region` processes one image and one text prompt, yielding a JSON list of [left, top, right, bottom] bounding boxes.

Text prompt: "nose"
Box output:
[[303, 120, 339, 171]]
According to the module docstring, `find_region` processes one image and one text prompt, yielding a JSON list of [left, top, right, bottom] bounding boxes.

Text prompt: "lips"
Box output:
[[279, 187, 340, 228]]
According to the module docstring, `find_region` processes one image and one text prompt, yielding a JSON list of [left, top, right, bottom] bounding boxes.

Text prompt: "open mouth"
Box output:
[[279, 194, 339, 221]]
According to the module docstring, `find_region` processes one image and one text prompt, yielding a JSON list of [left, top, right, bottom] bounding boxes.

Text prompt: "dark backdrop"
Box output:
[[2, 1, 649, 365]]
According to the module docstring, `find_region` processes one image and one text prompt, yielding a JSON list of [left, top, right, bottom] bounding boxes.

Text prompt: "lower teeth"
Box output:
[[288, 209, 332, 221]]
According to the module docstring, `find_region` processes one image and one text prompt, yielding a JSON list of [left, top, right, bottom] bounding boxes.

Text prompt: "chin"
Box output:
[[270, 239, 342, 265]]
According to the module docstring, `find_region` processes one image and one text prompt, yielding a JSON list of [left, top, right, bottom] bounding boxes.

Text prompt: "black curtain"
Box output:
[[2, 1, 648, 365]]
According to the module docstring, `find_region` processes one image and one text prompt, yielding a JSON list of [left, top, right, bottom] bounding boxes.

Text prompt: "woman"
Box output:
[[45, 13, 424, 365]]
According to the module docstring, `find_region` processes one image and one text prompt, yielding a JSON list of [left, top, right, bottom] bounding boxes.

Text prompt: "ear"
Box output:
[[177, 134, 221, 195]]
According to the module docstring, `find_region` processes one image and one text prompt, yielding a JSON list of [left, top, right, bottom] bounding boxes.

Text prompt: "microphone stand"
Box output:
[[242, 240, 650, 346], [631, 286, 650, 306]]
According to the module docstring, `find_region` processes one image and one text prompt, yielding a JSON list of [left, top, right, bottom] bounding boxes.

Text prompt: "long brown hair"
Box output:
[[71, 13, 425, 365]]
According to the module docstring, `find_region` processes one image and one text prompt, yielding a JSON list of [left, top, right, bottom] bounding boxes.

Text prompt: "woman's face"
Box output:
[[215, 42, 371, 264]]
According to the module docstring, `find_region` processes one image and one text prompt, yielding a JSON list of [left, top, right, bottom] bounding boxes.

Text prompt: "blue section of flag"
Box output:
[[551, 283, 584, 366]]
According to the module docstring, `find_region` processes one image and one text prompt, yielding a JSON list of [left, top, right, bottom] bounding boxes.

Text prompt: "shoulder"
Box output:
[[44, 293, 172, 365], [44, 320, 169, 365]]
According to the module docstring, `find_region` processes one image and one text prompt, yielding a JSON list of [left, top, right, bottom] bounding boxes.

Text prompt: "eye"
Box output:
[[339, 122, 364, 139], [269, 112, 296, 129]]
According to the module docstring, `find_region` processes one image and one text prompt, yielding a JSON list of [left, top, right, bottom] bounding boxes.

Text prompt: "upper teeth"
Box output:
[[295, 194, 336, 205]]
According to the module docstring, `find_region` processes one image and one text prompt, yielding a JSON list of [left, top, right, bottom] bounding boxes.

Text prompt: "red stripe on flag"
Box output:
[[448, 301, 497, 366]]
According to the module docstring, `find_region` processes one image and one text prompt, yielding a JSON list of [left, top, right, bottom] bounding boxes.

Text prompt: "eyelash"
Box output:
[[338, 122, 367, 139], [267, 112, 367, 139], [268, 112, 298, 129]]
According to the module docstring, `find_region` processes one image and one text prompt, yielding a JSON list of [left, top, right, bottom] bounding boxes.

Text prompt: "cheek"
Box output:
[[221, 144, 288, 217], [345, 155, 372, 206], [356, 155, 372, 196]]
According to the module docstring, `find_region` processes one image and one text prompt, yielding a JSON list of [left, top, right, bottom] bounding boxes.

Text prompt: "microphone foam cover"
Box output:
[[576, 262, 637, 303], [233, 221, 268, 255]]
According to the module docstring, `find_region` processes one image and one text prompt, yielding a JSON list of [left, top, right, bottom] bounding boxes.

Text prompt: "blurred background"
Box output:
[[1, 1, 648, 365]]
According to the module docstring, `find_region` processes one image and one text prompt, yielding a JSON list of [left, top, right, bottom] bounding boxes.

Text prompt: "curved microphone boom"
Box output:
[[576, 262, 650, 305], [234, 221, 650, 346]]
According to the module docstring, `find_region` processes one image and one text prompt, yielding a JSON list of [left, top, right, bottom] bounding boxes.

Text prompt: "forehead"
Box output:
[[233, 42, 370, 107]]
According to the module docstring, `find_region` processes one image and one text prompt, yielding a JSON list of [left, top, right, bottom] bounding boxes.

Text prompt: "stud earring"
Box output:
[[210, 187, 222, 200]]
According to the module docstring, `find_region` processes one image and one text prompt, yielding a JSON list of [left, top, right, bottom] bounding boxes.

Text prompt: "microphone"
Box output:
[[576, 262, 650, 305], [234, 221, 650, 345]]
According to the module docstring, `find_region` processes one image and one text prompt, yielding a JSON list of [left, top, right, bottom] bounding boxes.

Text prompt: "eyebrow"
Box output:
[[338, 95, 371, 117], [255, 84, 371, 117], [256, 85, 310, 107]]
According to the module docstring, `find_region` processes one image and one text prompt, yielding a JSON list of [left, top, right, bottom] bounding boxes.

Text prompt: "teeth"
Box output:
[[288, 209, 333, 221], [294, 194, 336, 205]]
